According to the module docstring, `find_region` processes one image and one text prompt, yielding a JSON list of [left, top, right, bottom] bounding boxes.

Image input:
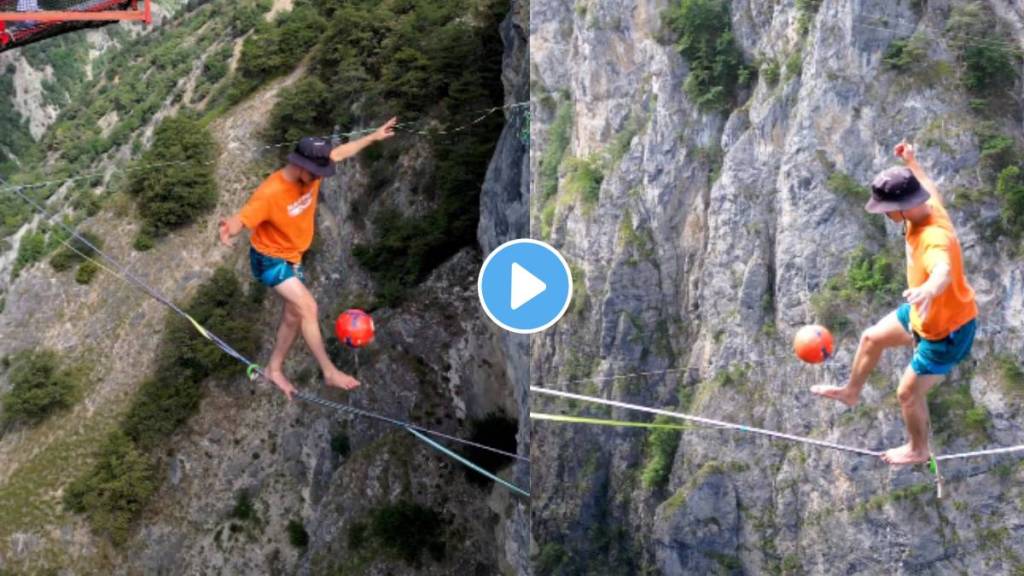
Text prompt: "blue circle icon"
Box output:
[[478, 239, 573, 334]]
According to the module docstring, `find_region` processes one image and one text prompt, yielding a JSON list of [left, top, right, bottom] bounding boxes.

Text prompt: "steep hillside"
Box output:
[[531, 0, 1024, 574]]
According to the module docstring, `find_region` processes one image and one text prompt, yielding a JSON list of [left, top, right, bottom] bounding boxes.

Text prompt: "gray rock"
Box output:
[[654, 472, 739, 576], [532, 0, 1024, 572]]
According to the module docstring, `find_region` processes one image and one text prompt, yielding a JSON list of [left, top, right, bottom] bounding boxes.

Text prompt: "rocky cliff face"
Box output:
[[479, 0, 532, 573], [531, 0, 1024, 574], [0, 1, 528, 574]]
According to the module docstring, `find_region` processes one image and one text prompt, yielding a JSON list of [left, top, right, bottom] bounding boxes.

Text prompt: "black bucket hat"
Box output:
[[865, 166, 930, 213], [287, 137, 336, 178]]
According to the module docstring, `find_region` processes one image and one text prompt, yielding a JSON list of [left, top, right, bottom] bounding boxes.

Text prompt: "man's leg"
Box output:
[[881, 367, 943, 464], [273, 277, 359, 390], [811, 309, 915, 406], [264, 302, 302, 398]]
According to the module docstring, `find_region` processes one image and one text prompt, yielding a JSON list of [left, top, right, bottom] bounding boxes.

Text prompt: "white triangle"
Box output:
[[510, 262, 546, 310]]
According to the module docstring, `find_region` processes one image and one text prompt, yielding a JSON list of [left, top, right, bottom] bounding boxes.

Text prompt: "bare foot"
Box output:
[[880, 443, 930, 465], [266, 366, 296, 401], [325, 368, 360, 391], [810, 385, 859, 407]]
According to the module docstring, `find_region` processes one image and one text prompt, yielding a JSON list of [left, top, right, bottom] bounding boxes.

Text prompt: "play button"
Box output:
[[478, 239, 573, 334], [510, 263, 546, 310]]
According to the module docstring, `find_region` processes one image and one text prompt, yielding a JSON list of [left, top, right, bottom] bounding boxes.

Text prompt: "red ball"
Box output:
[[335, 309, 375, 348], [794, 324, 833, 364]]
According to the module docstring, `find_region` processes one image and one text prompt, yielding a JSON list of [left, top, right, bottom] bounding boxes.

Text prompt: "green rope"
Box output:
[[531, 412, 694, 430], [405, 427, 529, 497]]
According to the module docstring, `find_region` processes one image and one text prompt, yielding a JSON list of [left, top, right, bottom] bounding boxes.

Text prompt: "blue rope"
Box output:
[[406, 426, 529, 498]]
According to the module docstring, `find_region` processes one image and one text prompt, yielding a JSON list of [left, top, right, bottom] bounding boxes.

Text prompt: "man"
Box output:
[[219, 118, 397, 400], [811, 141, 978, 465]]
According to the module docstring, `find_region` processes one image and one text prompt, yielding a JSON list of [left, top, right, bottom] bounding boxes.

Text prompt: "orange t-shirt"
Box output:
[[238, 170, 320, 264], [905, 196, 977, 339]]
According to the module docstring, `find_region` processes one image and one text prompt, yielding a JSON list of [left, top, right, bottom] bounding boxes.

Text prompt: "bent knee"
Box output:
[[860, 329, 882, 351], [896, 383, 916, 405], [284, 303, 303, 323], [896, 375, 930, 405]]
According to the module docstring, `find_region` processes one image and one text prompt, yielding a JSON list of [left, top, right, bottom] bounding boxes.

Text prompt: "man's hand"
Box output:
[[895, 140, 917, 165], [903, 284, 938, 321], [905, 261, 951, 321], [218, 218, 235, 247], [219, 216, 243, 247], [372, 117, 398, 142], [894, 138, 946, 206], [330, 117, 399, 162]]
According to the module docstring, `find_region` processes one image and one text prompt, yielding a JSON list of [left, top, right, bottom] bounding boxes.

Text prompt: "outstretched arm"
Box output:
[[895, 140, 944, 207], [329, 117, 398, 162]]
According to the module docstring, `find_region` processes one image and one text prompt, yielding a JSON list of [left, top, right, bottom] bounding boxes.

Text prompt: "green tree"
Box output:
[[666, 0, 751, 110], [795, 0, 823, 35], [11, 230, 47, 278], [882, 33, 928, 71], [641, 417, 682, 490], [288, 519, 310, 548], [229, 0, 272, 37], [975, 123, 1018, 186], [128, 114, 217, 241], [50, 231, 104, 272], [265, 77, 334, 150], [62, 430, 157, 545], [75, 261, 100, 284], [0, 67, 36, 180], [201, 44, 233, 85], [366, 502, 447, 566], [236, 4, 326, 85], [1, 350, 80, 425], [947, 3, 1019, 100]]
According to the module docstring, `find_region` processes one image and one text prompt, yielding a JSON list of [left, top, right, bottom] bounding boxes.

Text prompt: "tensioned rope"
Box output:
[[407, 427, 528, 497], [531, 386, 1024, 462], [532, 386, 883, 457], [531, 412, 696, 431], [3, 183, 529, 497]]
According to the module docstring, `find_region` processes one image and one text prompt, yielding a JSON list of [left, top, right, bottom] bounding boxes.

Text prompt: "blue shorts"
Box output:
[[249, 247, 305, 287], [895, 303, 976, 376]]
